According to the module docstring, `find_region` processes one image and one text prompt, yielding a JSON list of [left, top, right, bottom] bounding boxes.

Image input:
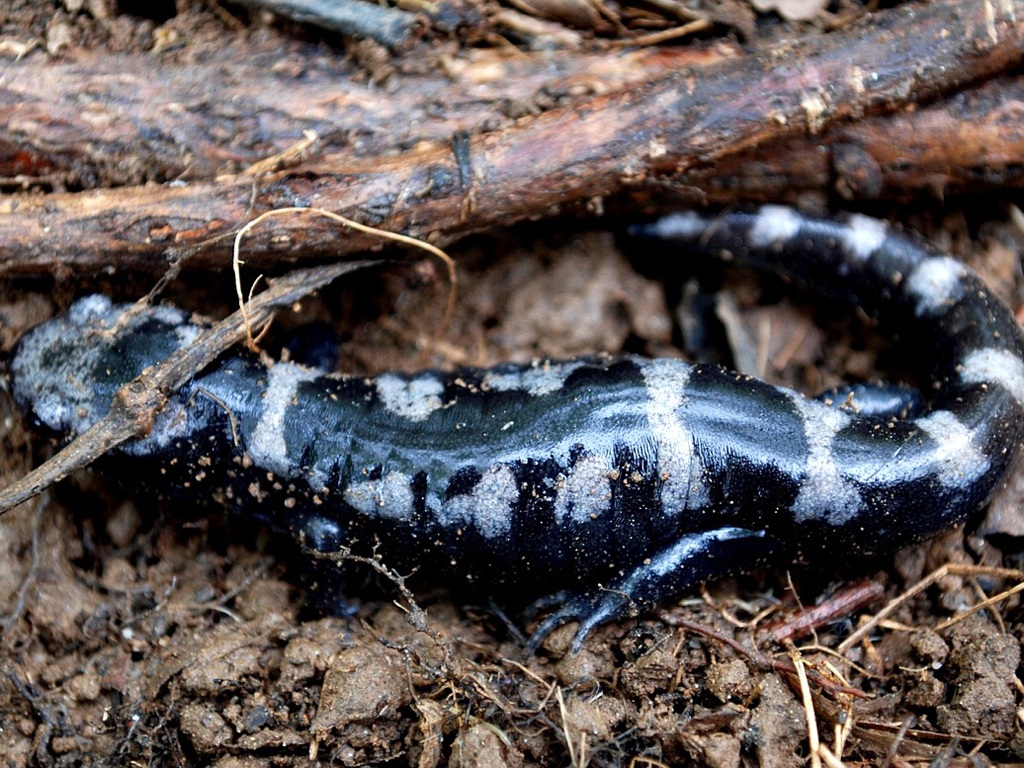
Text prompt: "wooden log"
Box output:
[[0, 0, 1021, 278], [0, 43, 697, 185], [664, 74, 1024, 204], [6, 43, 1023, 205]]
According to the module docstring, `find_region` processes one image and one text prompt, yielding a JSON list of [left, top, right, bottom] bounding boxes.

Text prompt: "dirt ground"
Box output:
[[2, 2, 1024, 767]]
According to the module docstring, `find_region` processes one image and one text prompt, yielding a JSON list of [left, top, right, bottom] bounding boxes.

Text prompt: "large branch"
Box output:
[[5, 41, 1023, 206], [0, 0, 1021, 278], [673, 74, 1024, 204], [0, 43, 691, 185]]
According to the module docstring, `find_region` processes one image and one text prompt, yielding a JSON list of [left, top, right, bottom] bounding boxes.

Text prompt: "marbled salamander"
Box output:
[[10, 207, 1024, 653]]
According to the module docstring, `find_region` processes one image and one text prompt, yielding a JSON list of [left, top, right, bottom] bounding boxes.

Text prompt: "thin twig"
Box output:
[[669, 619, 869, 698], [790, 647, 823, 768], [0, 260, 380, 517], [932, 579, 1024, 632], [837, 564, 1024, 655], [231, 207, 457, 347]]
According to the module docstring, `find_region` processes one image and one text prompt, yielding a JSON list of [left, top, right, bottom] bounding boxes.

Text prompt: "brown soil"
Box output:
[[2, 2, 1024, 767]]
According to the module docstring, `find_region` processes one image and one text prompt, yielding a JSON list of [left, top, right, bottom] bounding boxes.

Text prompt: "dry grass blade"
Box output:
[[231, 207, 458, 348], [837, 564, 1024, 655], [791, 648, 823, 768], [932, 578, 1024, 632]]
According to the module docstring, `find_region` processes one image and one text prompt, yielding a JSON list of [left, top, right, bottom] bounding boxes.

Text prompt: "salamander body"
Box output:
[[11, 207, 1024, 652]]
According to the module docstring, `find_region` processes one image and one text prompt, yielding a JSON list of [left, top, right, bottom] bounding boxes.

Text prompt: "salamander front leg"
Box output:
[[525, 527, 784, 655]]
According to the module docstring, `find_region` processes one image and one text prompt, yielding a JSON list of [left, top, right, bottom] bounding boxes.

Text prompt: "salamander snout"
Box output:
[[10, 295, 199, 438]]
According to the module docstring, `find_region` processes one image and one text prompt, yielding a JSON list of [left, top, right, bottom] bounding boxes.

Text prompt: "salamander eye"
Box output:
[[27, 410, 61, 438]]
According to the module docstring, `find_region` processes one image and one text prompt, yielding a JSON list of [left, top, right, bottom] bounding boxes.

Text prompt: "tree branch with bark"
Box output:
[[0, 0, 1022, 278]]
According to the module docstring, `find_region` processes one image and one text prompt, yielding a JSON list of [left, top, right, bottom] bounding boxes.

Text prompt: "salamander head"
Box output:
[[10, 295, 199, 438]]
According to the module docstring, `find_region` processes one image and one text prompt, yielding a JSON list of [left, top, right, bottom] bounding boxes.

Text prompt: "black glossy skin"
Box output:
[[10, 207, 1024, 652]]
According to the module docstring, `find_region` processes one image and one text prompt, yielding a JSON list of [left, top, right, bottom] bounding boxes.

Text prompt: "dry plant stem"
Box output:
[[791, 649, 823, 768], [230, 207, 457, 344], [0, 0, 1021, 277], [0, 260, 379, 516], [879, 718, 915, 768], [836, 564, 1024, 655], [931, 578, 1024, 632], [671, 619, 868, 698], [817, 746, 844, 768], [763, 581, 886, 644]]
